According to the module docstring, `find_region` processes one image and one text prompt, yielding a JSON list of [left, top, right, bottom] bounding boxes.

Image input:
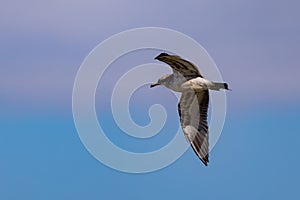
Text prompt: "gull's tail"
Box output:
[[210, 82, 230, 91]]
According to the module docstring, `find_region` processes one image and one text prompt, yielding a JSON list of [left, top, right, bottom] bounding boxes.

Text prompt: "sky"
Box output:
[[1, 0, 300, 199]]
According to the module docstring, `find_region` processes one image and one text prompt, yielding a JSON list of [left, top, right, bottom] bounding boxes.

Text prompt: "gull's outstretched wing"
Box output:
[[155, 53, 204, 79], [178, 89, 209, 166]]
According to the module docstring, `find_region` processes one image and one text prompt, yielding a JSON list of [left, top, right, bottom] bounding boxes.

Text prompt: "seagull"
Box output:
[[150, 53, 230, 166]]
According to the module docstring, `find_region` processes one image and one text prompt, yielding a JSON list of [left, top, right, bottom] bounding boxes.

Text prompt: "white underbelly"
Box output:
[[181, 77, 210, 91], [165, 77, 212, 92]]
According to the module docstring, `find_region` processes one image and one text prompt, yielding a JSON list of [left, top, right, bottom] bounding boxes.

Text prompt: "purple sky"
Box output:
[[2, 0, 300, 115]]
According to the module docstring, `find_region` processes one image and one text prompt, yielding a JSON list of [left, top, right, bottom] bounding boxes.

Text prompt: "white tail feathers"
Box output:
[[209, 82, 230, 91], [180, 77, 230, 91]]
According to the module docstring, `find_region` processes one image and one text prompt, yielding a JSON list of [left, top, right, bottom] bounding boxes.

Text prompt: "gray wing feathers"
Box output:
[[160, 56, 203, 79], [178, 90, 209, 166]]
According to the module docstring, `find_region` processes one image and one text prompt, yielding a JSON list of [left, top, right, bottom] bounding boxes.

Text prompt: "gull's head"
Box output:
[[150, 74, 172, 88]]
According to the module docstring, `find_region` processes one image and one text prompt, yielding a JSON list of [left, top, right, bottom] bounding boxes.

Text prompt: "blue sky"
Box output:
[[1, 0, 300, 199]]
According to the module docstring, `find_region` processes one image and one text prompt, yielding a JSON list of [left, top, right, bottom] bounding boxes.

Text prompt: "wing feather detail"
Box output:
[[178, 90, 209, 166], [156, 54, 204, 79]]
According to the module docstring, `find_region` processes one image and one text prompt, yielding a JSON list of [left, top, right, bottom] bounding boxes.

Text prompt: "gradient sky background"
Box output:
[[1, 0, 300, 199]]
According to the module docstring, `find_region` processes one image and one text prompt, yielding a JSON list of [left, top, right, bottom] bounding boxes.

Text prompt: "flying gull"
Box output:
[[150, 53, 230, 166]]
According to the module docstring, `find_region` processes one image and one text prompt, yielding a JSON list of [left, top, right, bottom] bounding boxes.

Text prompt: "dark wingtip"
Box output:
[[201, 160, 208, 166], [154, 52, 170, 60], [202, 156, 209, 166]]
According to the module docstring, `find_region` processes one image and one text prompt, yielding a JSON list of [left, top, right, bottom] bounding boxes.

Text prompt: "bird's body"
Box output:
[[160, 75, 227, 92], [151, 53, 229, 166]]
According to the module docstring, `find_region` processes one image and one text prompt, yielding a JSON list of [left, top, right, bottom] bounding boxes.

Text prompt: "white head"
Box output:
[[150, 74, 173, 88]]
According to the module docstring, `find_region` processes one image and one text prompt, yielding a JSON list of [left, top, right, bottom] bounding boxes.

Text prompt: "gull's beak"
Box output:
[[150, 82, 160, 88]]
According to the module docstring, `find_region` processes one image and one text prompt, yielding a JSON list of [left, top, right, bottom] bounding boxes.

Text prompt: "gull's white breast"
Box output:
[[181, 77, 213, 91]]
